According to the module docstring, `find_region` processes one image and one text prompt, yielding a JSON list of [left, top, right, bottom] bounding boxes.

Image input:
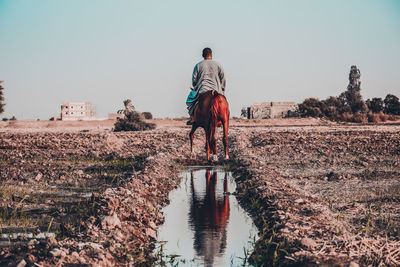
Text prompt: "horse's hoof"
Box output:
[[225, 155, 229, 160], [212, 155, 218, 162]]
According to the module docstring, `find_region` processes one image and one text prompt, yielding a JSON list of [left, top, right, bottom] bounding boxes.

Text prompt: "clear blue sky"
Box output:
[[1, 0, 399, 119]]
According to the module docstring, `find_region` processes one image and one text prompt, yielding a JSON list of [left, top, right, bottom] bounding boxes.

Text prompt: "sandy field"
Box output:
[[0, 118, 399, 266]]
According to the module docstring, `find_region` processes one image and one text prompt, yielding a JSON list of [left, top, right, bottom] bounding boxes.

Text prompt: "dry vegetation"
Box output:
[[114, 111, 156, 132]]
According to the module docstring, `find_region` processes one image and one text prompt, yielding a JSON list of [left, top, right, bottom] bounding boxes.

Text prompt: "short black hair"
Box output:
[[202, 47, 212, 58]]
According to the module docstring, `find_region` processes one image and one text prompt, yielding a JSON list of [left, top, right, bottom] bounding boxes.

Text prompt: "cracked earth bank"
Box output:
[[0, 119, 399, 266]]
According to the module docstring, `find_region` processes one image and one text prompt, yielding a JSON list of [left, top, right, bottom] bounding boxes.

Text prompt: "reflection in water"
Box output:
[[157, 168, 258, 267], [189, 170, 230, 266]]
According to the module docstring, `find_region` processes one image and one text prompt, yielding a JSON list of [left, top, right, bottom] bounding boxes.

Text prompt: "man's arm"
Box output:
[[192, 64, 199, 89], [218, 65, 226, 91]]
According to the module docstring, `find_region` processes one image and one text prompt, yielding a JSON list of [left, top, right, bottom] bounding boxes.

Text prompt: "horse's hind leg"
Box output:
[[210, 121, 218, 162], [189, 125, 197, 159], [223, 119, 229, 160], [205, 126, 211, 161]]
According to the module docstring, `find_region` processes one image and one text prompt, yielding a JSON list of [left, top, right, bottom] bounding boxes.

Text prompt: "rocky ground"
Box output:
[[0, 119, 399, 266], [230, 125, 400, 266]]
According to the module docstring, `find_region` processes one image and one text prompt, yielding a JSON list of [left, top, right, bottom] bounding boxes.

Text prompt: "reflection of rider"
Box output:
[[186, 48, 226, 125]]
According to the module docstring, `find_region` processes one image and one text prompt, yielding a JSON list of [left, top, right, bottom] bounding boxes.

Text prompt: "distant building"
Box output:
[[61, 102, 96, 121], [243, 102, 298, 119]]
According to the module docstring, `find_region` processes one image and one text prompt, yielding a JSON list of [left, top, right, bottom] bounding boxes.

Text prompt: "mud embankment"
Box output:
[[230, 127, 400, 266], [0, 130, 193, 266]]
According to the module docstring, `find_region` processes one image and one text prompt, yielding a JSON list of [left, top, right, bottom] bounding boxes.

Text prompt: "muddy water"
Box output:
[[156, 167, 258, 267]]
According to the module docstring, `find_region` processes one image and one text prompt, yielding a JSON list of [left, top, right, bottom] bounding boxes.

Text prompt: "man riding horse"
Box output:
[[186, 48, 226, 125], [186, 48, 230, 161]]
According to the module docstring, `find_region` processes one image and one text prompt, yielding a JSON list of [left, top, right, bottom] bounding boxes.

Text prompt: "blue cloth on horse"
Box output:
[[186, 89, 199, 116]]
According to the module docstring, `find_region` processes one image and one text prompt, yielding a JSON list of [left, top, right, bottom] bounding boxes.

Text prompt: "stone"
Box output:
[[71, 251, 80, 259], [47, 236, 58, 247], [28, 239, 39, 246], [27, 253, 37, 262], [348, 262, 359, 267], [50, 248, 62, 257], [16, 260, 26, 267], [35, 172, 43, 181], [300, 237, 317, 249], [294, 198, 305, 204], [101, 213, 121, 230]]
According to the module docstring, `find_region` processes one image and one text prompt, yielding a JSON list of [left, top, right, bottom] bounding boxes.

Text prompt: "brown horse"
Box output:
[[189, 90, 229, 161]]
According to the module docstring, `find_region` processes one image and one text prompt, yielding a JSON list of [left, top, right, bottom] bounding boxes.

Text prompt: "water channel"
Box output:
[[156, 167, 258, 267]]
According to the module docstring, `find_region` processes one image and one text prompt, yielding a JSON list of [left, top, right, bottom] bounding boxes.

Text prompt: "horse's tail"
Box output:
[[210, 92, 222, 125]]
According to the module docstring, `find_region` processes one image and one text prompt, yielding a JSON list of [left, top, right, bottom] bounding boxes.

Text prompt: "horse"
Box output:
[[189, 90, 230, 161]]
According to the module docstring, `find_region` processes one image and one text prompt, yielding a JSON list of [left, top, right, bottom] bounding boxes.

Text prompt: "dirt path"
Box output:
[[0, 120, 399, 266]]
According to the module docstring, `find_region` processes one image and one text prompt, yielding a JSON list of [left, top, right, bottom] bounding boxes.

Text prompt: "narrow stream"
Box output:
[[156, 167, 258, 267]]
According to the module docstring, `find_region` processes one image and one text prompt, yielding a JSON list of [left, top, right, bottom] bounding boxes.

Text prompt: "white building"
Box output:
[[60, 102, 96, 121]]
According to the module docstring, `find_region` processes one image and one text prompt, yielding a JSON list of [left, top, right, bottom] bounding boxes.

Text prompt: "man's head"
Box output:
[[202, 48, 212, 59]]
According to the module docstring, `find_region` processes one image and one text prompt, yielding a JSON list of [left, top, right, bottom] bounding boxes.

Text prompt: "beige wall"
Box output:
[[249, 102, 297, 119]]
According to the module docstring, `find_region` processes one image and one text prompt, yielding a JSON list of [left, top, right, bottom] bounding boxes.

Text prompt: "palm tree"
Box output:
[[117, 99, 135, 117], [0, 81, 5, 115], [123, 99, 135, 115]]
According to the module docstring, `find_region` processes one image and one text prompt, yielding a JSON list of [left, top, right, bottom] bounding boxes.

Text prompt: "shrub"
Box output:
[[388, 114, 400, 121], [366, 98, 384, 113], [298, 98, 323, 117], [10, 116, 16, 121], [367, 113, 380, 123], [378, 112, 389, 122], [352, 112, 368, 123], [114, 111, 156, 132], [384, 94, 400, 115], [142, 112, 153, 120], [367, 112, 388, 123], [2, 118, 8, 121], [339, 112, 353, 122]]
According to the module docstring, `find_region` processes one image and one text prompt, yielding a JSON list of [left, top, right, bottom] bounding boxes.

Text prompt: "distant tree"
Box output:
[[117, 99, 135, 116], [0, 81, 4, 115], [340, 89, 367, 114], [10, 116, 16, 121], [123, 99, 135, 115], [337, 92, 352, 114], [366, 97, 384, 113], [298, 98, 323, 117], [384, 94, 400, 115]]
